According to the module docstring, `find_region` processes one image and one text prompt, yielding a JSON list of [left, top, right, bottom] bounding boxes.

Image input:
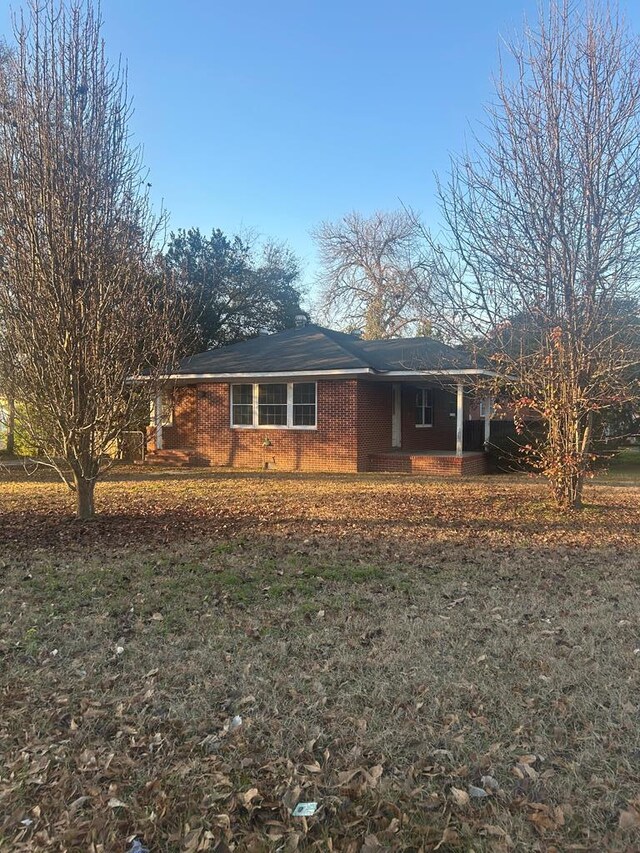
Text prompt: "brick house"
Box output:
[[146, 324, 497, 475]]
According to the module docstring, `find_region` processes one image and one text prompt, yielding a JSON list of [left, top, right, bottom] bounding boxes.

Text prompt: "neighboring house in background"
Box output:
[[467, 397, 518, 421], [146, 324, 500, 475], [0, 408, 5, 449], [0, 399, 8, 450]]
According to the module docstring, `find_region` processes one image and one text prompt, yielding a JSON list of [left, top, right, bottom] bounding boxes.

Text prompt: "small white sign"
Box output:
[[292, 802, 318, 817]]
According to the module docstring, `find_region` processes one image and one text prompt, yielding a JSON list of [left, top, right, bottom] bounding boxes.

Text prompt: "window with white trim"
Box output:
[[231, 382, 317, 428], [415, 388, 433, 427], [292, 382, 316, 426], [231, 384, 253, 425], [258, 383, 288, 425]]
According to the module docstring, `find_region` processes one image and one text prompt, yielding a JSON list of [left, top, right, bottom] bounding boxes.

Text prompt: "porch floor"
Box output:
[[367, 450, 488, 476]]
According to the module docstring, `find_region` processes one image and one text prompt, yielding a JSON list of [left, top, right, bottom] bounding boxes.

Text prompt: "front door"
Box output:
[[391, 383, 402, 448]]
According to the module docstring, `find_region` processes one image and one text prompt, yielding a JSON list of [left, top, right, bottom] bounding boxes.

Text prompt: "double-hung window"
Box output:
[[415, 388, 433, 427], [231, 384, 253, 425], [231, 382, 317, 428], [258, 383, 288, 425], [292, 382, 316, 426]]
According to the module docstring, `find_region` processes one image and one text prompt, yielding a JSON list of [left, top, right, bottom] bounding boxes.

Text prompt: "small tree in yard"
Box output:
[[0, 0, 184, 518], [428, 1, 640, 510]]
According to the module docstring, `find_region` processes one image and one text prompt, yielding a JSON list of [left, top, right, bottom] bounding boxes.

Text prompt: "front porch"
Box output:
[[367, 450, 488, 476], [365, 378, 493, 475]]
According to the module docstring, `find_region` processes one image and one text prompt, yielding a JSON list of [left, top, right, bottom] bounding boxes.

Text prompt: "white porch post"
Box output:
[[391, 382, 402, 448], [456, 382, 464, 458], [483, 396, 492, 445], [155, 392, 164, 450]]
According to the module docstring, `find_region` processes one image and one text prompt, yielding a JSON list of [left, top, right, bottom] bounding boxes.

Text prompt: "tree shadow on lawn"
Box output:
[[1, 481, 639, 557], [0, 510, 629, 553], [1, 501, 638, 566]]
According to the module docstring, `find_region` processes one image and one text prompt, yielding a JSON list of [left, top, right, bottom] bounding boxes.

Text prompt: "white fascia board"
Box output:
[[130, 367, 498, 382], [380, 369, 500, 378], [133, 367, 376, 381]]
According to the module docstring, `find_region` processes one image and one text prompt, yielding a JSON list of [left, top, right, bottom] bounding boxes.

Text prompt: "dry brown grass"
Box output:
[[1, 467, 640, 851]]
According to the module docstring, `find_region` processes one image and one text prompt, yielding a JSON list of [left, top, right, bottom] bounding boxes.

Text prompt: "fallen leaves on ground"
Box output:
[[1, 467, 640, 850]]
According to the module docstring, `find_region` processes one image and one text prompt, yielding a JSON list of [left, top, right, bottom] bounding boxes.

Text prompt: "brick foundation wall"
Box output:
[[368, 451, 488, 476], [459, 453, 490, 476], [162, 379, 361, 472]]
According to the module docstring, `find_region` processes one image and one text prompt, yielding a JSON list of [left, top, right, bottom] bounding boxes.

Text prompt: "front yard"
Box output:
[[1, 467, 639, 851]]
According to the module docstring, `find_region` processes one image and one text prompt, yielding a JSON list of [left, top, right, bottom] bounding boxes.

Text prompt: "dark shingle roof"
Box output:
[[174, 324, 481, 376], [355, 335, 477, 372]]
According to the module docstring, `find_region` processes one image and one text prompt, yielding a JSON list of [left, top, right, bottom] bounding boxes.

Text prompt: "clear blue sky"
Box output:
[[2, 1, 639, 300]]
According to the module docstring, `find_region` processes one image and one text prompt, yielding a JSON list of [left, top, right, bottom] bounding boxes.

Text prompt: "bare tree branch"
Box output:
[[313, 209, 431, 339], [0, 0, 185, 518], [423, 0, 640, 509]]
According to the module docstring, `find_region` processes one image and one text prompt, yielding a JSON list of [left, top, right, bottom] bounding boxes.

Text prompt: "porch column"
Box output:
[[483, 396, 492, 445], [154, 392, 163, 450], [456, 382, 464, 457], [391, 383, 401, 448]]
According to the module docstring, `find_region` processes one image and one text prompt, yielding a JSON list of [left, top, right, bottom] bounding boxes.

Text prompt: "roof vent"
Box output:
[[294, 311, 310, 328], [350, 329, 364, 339]]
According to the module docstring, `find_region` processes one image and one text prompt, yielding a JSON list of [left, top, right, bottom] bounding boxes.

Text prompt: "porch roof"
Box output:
[[168, 324, 496, 381]]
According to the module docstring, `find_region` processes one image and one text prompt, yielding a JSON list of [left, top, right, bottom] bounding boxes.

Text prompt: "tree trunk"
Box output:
[[73, 472, 96, 520], [6, 396, 15, 454], [545, 403, 592, 511], [559, 470, 584, 510]]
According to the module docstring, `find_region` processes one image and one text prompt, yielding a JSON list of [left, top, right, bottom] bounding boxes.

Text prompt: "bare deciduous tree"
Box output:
[[0, 0, 184, 518], [313, 209, 429, 339], [427, 1, 640, 510]]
